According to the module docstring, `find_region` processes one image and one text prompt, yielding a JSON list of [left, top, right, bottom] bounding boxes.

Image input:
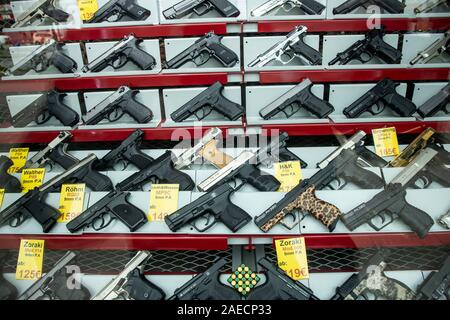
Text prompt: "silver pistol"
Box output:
[[92, 251, 165, 300], [24, 131, 72, 169], [438, 210, 450, 229], [414, 0, 449, 13], [11, 0, 70, 28], [410, 30, 450, 65]]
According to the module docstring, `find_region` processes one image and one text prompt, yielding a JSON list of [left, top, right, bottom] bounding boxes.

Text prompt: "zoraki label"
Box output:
[[275, 237, 309, 280], [16, 239, 45, 280]]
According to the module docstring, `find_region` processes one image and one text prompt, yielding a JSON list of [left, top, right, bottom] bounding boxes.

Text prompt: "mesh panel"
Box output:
[[2, 246, 448, 274], [265, 245, 450, 272]]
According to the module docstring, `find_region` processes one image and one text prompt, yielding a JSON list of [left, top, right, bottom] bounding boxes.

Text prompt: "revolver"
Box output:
[[251, 0, 325, 16], [11, 90, 80, 128], [11, 0, 70, 28], [343, 78, 417, 118], [87, 0, 151, 23], [163, 0, 240, 19], [329, 26, 402, 65], [259, 78, 334, 120], [82, 86, 153, 125], [8, 39, 77, 76], [82, 34, 156, 72], [170, 81, 244, 122], [248, 25, 322, 67], [164, 32, 239, 69]]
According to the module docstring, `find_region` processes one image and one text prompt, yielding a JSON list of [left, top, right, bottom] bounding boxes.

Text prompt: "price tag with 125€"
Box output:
[[58, 184, 86, 223], [274, 161, 302, 192], [16, 239, 45, 280], [275, 237, 309, 280], [148, 184, 179, 221], [7, 148, 29, 173], [372, 127, 400, 157], [20, 168, 45, 193]]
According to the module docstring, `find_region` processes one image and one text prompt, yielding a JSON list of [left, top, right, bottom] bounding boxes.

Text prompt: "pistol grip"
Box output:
[[291, 40, 322, 65], [208, 42, 239, 67], [298, 186, 341, 231], [199, 140, 233, 169], [110, 192, 147, 232], [398, 202, 434, 239], [128, 46, 156, 70], [219, 202, 251, 232], [119, 92, 153, 123], [52, 50, 77, 73], [47, 91, 80, 127], [237, 165, 280, 191], [384, 92, 417, 117], [162, 164, 195, 191]]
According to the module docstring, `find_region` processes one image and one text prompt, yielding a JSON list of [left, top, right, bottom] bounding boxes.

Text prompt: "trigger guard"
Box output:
[[191, 214, 216, 232], [359, 52, 373, 63], [370, 102, 385, 115], [36, 111, 51, 124], [194, 52, 210, 66], [107, 108, 124, 122], [282, 103, 300, 118], [279, 50, 295, 64], [282, 2, 295, 11], [194, 106, 212, 120], [280, 212, 300, 230], [193, 2, 212, 15], [368, 211, 395, 231], [106, 11, 121, 22], [93, 213, 114, 231], [9, 212, 26, 228], [112, 54, 128, 69]]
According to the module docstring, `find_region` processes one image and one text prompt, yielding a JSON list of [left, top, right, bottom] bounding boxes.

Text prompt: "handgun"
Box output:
[[24, 132, 113, 191], [165, 183, 251, 232], [82, 34, 156, 73], [164, 32, 239, 69], [414, 0, 450, 13], [417, 83, 450, 118], [92, 251, 165, 300], [410, 30, 450, 65], [0, 251, 18, 300], [87, 0, 150, 23], [331, 251, 415, 300], [169, 257, 241, 300], [329, 26, 402, 65], [0, 156, 22, 193], [343, 78, 417, 118], [0, 154, 101, 233], [251, 0, 325, 17], [82, 86, 153, 125], [248, 25, 322, 67], [415, 255, 450, 300], [332, 0, 405, 14], [8, 39, 77, 76], [95, 129, 154, 171], [255, 131, 385, 232], [341, 148, 438, 238], [259, 79, 334, 120], [163, 0, 240, 19], [170, 82, 244, 122], [247, 258, 319, 300], [18, 251, 91, 300], [11, 0, 70, 28], [11, 90, 80, 128]]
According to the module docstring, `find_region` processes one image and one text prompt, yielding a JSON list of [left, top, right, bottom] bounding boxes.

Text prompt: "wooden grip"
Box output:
[[198, 140, 233, 169]]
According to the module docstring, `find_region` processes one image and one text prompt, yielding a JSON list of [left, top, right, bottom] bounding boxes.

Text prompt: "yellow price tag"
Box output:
[[275, 237, 309, 280], [58, 184, 86, 223], [7, 148, 29, 173], [78, 0, 99, 21], [274, 161, 302, 192], [372, 127, 400, 157], [0, 189, 4, 208], [20, 168, 46, 193], [148, 184, 179, 221], [16, 239, 45, 280]]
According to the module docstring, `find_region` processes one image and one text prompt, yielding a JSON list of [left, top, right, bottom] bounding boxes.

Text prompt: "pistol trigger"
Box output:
[[108, 108, 124, 122], [194, 51, 210, 66], [360, 51, 372, 63], [337, 178, 348, 190], [192, 214, 216, 232], [194, 106, 212, 120], [280, 211, 300, 230], [107, 10, 121, 22], [371, 102, 385, 115], [112, 54, 128, 69], [93, 212, 114, 231], [9, 212, 26, 228], [282, 103, 300, 118], [36, 110, 51, 124], [118, 159, 128, 171]]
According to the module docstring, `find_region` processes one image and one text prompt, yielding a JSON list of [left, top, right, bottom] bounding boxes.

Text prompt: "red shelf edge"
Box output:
[[257, 17, 450, 33], [0, 121, 448, 144], [0, 232, 448, 251]]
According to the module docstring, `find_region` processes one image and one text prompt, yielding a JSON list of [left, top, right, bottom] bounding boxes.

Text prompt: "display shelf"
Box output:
[[0, 232, 448, 251], [0, 120, 448, 144], [255, 17, 450, 33], [3, 18, 450, 44], [0, 73, 237, 93], [4, 23, 233, 43], [257, 68, 450, 84]]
